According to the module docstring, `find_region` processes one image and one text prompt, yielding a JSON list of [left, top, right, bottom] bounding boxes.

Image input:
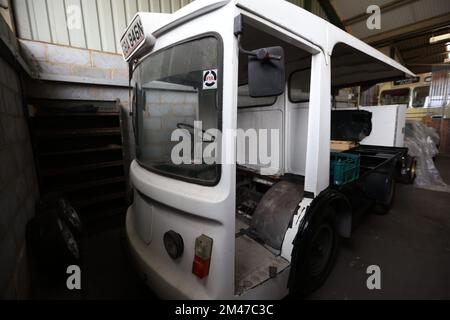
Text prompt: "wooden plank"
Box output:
[[331, 140, 358, 152], [81, 0, 102, 50]]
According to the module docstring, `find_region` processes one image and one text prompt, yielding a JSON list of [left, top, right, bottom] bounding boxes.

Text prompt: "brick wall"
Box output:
[[19, 39, 129, 87], [0, 55, 39, 299]]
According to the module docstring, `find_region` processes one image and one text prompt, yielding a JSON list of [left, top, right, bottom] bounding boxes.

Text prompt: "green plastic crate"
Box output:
[[330, 152, 360, 186]]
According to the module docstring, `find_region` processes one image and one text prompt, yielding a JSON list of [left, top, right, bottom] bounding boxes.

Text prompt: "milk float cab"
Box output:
[[122, 0, 415, 299]]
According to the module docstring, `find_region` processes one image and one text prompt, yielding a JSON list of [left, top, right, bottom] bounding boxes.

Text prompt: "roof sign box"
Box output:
[[121, 14, 156, 62], [393, 77, 420, 86]]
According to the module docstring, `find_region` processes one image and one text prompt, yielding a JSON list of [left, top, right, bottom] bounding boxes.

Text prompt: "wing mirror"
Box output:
[[247, 46, 285, 97], [235, 15, 285, 98]]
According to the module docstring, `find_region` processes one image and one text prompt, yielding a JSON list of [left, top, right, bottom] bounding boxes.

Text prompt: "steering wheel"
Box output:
[[176, 123, 216, 142]]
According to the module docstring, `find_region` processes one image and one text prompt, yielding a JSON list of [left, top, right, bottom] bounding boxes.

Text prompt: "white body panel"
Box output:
[[286, 102, 309, 176], [124, 0, 414, 300], [237, 96, 285, 175], [127, 1, 238, 300], [281, 198, 312, 261], [359, 105, 407, 147]]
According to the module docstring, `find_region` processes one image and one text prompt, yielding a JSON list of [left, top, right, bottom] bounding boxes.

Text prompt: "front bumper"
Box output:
[[126, 206, 217, 299]]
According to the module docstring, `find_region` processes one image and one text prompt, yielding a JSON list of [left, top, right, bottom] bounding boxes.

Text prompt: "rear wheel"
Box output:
[[372, 175, 395, 215], [396, 155, 417, 184], [291, 206, 339, 296]]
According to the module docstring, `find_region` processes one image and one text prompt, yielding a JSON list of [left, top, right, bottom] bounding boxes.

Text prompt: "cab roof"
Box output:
[[125, 0, 415, 87]]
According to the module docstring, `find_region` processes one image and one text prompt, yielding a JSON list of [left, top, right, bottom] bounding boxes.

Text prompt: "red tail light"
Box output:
[[192, 235, 213, 279]]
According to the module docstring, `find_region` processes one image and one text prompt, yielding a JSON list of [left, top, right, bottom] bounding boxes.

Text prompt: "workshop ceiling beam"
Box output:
[[363, 13, 450, 47], [391, 46, 407, 66], [408, 51, 450, 63], [318, 0, 346, 30], [401, 41, 448, 54], [342, 0, 419, 27]]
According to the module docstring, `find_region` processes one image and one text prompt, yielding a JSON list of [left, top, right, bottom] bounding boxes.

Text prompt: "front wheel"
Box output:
[[290, 206, 339, 296]]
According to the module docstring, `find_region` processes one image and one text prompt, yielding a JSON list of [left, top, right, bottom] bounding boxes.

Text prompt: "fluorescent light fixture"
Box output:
[[430, 33, 450, 44]]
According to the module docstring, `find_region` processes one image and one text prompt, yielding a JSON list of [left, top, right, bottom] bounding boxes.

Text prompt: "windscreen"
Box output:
[[132, 36, 221, 185]]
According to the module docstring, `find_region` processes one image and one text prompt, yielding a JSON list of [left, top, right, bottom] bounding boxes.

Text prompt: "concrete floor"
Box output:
[[310, 155, 450, 299], [31, 156, 450, 300]]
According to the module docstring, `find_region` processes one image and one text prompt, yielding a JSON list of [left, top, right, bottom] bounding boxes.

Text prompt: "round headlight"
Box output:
[[163, 231, 184, 259]]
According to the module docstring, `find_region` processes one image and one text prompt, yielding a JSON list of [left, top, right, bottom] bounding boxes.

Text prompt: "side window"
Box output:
[[412, 86, 430, 108], [379, 88, 410, 105], [289, 69, 311, 103], [238, 85, 277, 108]]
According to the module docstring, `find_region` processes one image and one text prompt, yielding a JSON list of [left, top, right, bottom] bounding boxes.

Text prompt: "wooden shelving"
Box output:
[[29, 99, 129, 227], [72, 192, 127, 208], [45, 176, 126, 193], [40, 145, 122, 157], [40, 160, 124, 176], [34, 112, 122, 117], [36, 128, 122, 137]]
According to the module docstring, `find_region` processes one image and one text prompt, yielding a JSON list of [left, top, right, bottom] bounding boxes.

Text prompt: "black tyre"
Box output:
[[372, 175, 395, 215], [291, 206, 339, 296], [396, 155, 417, 184], [26, 209, 80, 279], [58, 198, 83, 235], [57, 218, 80, 263]]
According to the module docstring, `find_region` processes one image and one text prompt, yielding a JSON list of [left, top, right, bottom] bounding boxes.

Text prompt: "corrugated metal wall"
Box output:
[[12, 0, 329, 54], [12, 0, 194, 53]]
